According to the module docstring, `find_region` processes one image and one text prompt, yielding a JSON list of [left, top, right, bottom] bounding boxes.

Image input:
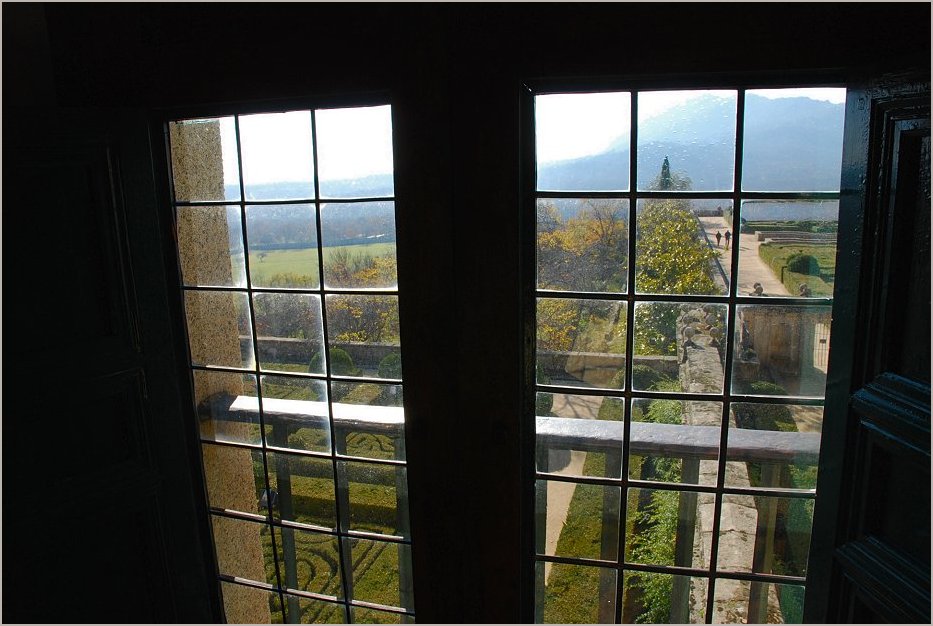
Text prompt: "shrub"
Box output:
[[309, 347, 358, 376], [732, 381, 795, 431], [632, 364, 671, 390], [786, 253, 820, 276], [377, 352, 403, 379]]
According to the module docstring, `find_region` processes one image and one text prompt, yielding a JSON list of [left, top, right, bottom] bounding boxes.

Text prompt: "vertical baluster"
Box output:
[[598, 450, 622, 623], [747, 463, 780, 624], [671, 456, 700, 624], [271, 422, 301, 623], [534, 444, 550, 623], [395, 435, 414, 622]]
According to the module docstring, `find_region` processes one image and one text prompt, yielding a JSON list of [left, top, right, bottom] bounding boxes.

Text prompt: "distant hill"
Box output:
[[537, 94, 845, 192]]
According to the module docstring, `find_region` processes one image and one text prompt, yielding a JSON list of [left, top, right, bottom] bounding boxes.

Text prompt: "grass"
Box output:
[[757, 243, 836, 296], [243, 243, 396, 286]]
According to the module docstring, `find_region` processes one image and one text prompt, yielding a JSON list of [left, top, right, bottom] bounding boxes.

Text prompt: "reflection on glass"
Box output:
[[637, 90, 737, 192], [239, 111, 315, 200], [536, 198, 629, 292], [536, 298, 627, 390], [733, 305, 832, 397], [622, 572, 706, 624], [630, 399, 722, 486], [211, 516, 278, 586], [625, 488, 711, 570], [177, 206, 246, 287], [633, 302, 726, 394], [635, 199, 729, 296], [321, 202, 398, 289], [338, 461, 408, 537], [261, 376, 330, 454], [536, 480, 620, 560], [535, 92, 631, 192], [737, 200, 838, 299], [726, 404, 822, 490], [284, 595, 346, 624], [252, 293, 324, 374], [221, 581, 283, 624], [535, 393, 624, 478], [194, 370, 260, 445], [274, 526, 343, 598], [717, 494, 812, 577], [267, 451, 336, 529], [169, 117, 240, 202], [317, 105, 394, 199], [536, 561, 617, 624], [712, 579, 807, 624], [743, 88, 846, 192], [246, 204, 319, 289], [202, 444, 265, 514], [346, 538, 412, 610], [185, 290, 255, 370]]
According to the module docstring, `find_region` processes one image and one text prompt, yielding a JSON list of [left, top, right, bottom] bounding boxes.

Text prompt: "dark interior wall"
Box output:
[[6, 4, 930, 623]]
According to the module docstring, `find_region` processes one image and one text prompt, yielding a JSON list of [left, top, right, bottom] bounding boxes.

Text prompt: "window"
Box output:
[[167, 104, 414, 623], [531, 87, 845, 623]]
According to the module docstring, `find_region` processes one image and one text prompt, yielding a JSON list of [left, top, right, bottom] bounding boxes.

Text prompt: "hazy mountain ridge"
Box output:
[[538, 94, 845, 192]]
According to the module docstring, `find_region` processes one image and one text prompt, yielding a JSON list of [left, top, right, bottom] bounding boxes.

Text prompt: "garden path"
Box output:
[[543, 392, 604, 583], [698, 216, 789, 296]]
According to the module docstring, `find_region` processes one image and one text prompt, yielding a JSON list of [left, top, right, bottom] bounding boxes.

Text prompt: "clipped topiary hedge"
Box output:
[[786, 253, 820, 276], [309, 347, 359, 377], [377, 352, 403, 379]]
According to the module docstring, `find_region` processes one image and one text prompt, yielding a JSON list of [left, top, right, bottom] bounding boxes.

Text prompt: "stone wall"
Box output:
[[241, 336, 400, 372], [537, 351, 680, 387]]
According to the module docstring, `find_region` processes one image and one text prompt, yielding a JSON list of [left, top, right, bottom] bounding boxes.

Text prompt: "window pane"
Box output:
[[637, 90, 737, 192], [332, 382, 404, 461], [350, 607, 406, 624], [194, 370, 260, 445], [535, 480, 620, 561], [185, 290, 255, 370], [536, 198, 629, 292], [267, 451, 336, 529], [622, 572, 705, 624], [253, 293, 324, 374], [737, 200, 838, 298], [717, 494, 813, 577], [345, 538, 413, 610], [712, 579, 806, 624], [177, 205, 246, 287], [202, 444, 265, 514], [742, 88, 846, 192], [220, 581, 283, 624], [733, 304, 831, 397], [325, 295, 401, 377], [211, 515, 278, 586], [633, 302, 727, 394], [239, 111, 315, 200], [536, 92, 631, 192], [321, 202, 398, 289], [338, 461, 409, 537], [726, 403, 822, 490], [247, 204, 319, 289], [630, 399, 722, 486], [261, 375, 331, 454], [169, 117, 240, 202], [536, 393, 624, 479], [536, 298, 627, 390], [636, 199, 728, 296], [317, 105, 394, 199], [625, 487, 711, 570], [283, 595, 346, 624], [536, 561, 617, 624], [274, 526, 344, 598]]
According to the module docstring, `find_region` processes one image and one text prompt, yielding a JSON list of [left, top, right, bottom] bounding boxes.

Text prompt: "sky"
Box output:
[[210, 89, 846, 181], [218, 104, 394, 186], [535, 87, 846, 164]]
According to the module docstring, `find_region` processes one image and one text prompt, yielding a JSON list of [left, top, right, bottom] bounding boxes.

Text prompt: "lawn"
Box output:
[[239, 242, 397, 286], [757, 243, 836, 296]]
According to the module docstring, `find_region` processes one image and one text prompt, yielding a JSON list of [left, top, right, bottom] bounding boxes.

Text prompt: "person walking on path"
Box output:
[[724, 230, 732, 250], [715, 231, 722, 247]]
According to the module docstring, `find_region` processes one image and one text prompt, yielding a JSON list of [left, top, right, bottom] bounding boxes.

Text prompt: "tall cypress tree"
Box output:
[[659, 155, 673, 190]]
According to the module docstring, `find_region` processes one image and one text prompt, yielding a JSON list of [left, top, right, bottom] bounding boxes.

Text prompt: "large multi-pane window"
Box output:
[[532, 88, 844, 623], [167, 104, 413, 624]]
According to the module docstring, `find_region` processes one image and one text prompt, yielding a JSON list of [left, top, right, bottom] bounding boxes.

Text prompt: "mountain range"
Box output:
[[537, 94, 845, 192]]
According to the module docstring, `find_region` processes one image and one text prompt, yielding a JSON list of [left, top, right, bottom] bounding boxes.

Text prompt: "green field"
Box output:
[[757, 243, 836, 296], [242, 243, 397, 286]]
